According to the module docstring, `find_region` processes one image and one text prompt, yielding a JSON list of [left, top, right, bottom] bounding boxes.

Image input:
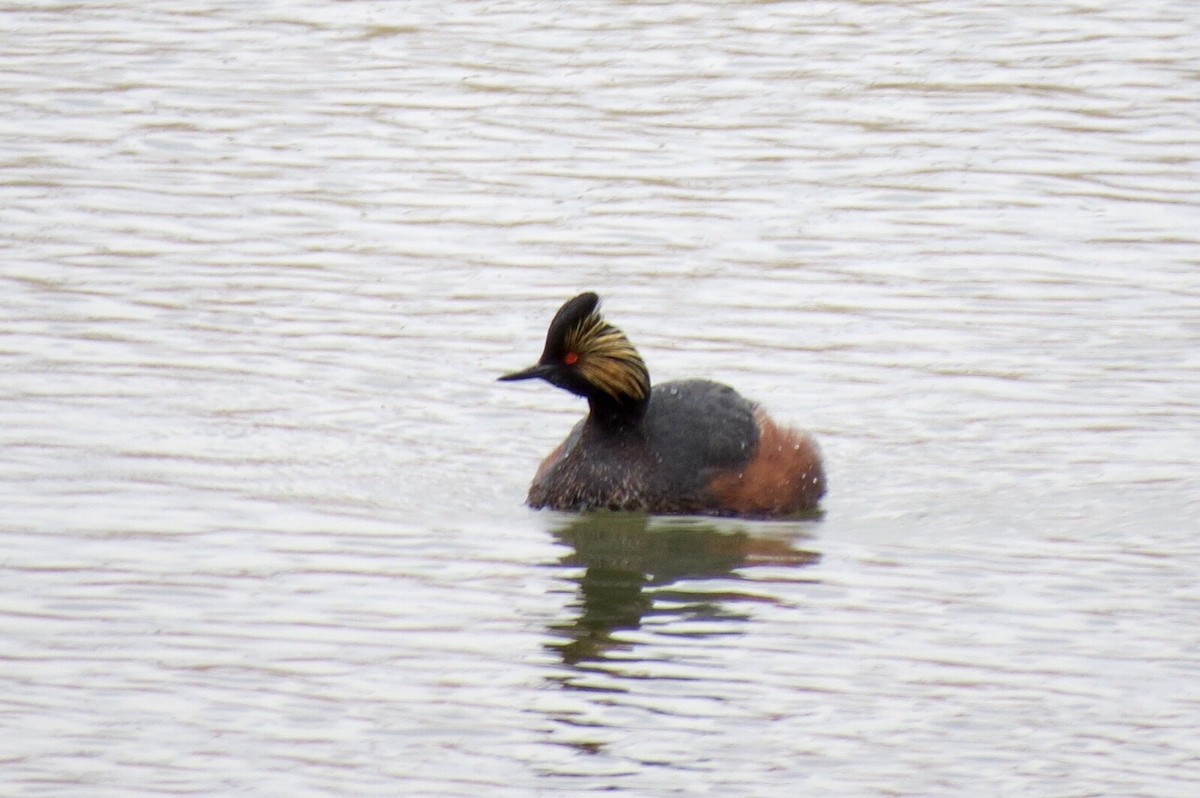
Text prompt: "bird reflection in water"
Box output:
[[544, 512, 820, 671]]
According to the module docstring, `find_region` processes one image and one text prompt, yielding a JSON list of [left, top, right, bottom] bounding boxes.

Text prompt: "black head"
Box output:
[[499, 292, 651, 419]]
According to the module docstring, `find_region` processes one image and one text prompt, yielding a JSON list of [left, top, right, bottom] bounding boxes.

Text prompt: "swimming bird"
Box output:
[[499, 292, 826, 517]]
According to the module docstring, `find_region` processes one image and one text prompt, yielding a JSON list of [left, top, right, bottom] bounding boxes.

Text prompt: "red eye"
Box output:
[[563, 352, 579, 366]]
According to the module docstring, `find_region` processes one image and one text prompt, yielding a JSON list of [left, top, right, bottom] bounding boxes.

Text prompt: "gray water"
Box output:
[[3, 1, 1199, 795]]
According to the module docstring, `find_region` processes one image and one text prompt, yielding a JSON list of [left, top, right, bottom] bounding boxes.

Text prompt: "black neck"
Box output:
[[586, 392, 649, 432]]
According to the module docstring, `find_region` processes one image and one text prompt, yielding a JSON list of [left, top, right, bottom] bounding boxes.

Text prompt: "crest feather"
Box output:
[[558, 297, 649, 402]]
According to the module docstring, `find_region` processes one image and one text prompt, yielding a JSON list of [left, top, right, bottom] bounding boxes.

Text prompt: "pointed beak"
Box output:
[[498, 363, 553, 382]]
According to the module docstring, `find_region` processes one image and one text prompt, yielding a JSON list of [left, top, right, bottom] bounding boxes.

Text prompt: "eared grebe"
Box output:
[[499, 292, 826, 517]]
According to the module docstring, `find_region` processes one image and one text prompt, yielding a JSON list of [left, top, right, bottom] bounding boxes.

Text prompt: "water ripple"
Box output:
[[2, 1, 1199, 796]]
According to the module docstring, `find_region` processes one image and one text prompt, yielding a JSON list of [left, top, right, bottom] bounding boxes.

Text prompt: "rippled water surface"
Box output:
[[3, 1, 1199, 795]]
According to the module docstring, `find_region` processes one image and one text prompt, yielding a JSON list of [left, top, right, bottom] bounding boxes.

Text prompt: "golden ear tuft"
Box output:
[[564, 313, 649, 402]]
